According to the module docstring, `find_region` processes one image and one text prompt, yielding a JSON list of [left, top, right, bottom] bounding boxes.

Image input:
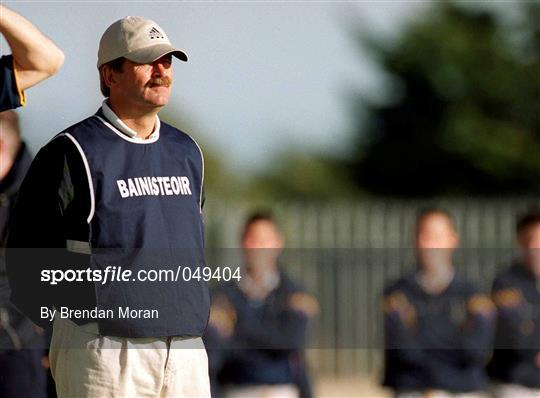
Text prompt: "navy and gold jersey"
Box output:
[[205, 270, 316, 397], [0, 55, 25, 112], [382, 271, 495, 393], [488, 263, 540, 388]]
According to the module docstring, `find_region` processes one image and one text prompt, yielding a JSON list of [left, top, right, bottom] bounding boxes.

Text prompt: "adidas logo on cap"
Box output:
[[149, 27, 164, 40]]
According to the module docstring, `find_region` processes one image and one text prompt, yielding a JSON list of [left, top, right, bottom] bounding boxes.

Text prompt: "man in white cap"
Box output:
[[7, 16, 210, 397]]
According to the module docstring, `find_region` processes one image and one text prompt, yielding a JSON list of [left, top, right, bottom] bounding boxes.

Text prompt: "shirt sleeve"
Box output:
[[382, 288, 431, 367], [5, 135, 89, 328], [452, 295, 496, 365], [0, 55, 25, 112], [492, 274, 539, 376]]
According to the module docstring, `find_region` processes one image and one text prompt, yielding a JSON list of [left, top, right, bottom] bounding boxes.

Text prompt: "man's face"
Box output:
[[518, 223, 540, 277], [108, 54, 173, 110], [243, 220, 283, 250], [415, 213, 459, 271], [242, 220, 284, 273]]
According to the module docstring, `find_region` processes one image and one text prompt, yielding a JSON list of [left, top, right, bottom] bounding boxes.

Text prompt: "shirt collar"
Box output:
[[101, 100, 160, 141]]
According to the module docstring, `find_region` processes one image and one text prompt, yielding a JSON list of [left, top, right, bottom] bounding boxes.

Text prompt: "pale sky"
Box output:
[[2, 1, 423, 172]]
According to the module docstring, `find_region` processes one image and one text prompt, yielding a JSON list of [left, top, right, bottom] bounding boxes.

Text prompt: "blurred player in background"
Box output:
[[0, 110, 48, 397], [0, 4, 64, 112], [488, 210, 540, 397], [382, 208, 495, 398], [205, 211, 318, 398], [1, 6, 62, 396]]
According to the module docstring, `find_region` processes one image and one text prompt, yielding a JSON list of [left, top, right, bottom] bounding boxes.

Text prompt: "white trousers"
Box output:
[[492, 384, 540, 398], [223, 384, 299, 398], [49, 317, 210, 398]]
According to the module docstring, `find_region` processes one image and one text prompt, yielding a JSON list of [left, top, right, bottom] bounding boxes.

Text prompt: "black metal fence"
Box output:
[[204, 198, 538, 377]]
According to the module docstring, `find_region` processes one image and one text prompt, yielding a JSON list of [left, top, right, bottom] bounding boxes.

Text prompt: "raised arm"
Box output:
[[0, 5, 64, 91]]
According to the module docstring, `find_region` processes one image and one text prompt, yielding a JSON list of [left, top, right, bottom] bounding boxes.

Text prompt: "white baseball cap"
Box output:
[[97, 16, 188, 68]]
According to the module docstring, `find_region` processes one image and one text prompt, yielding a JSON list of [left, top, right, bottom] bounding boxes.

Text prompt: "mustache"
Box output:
[[148, 77, 172, 87]]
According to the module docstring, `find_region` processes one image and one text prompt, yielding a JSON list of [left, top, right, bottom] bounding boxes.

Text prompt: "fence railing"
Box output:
[[203, 198, 538, 377]]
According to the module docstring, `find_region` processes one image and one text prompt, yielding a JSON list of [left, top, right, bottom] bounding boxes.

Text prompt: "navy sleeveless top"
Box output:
[[60, 110, 209, 337]]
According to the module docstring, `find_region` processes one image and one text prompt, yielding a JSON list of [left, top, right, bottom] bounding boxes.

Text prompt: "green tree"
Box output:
[[246, 151, 359, 201], [350, 2, 540, 196]]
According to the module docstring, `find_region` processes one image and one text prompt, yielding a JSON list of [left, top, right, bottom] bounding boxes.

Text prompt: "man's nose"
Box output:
[[151, 61, 169, 77], [152, 64, 164, 76]]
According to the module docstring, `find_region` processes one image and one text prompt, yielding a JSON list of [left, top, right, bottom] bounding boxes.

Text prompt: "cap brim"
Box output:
[[125, 43, 188, 64]]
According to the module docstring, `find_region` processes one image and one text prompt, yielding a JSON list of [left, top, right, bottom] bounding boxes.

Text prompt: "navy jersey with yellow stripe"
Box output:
[[382, 272, 495, 393], [0, 55, 25, 112], [206, 270, 315, 397]]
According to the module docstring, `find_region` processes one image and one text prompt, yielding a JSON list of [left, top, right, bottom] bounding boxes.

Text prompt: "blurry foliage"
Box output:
[[245, 151, 361, 201], [165, 0, 540, 200], [349, 1, 540, 196]]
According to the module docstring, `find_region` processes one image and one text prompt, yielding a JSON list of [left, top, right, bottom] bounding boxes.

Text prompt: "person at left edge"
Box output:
[[1, 5, 63, 397], [6, 16, 210, 397], [0, 111, 48, 398], [0, 4, 64, 111]]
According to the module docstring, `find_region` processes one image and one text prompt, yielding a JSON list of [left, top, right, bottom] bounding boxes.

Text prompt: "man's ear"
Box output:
[[102, 65, 117, 89]]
